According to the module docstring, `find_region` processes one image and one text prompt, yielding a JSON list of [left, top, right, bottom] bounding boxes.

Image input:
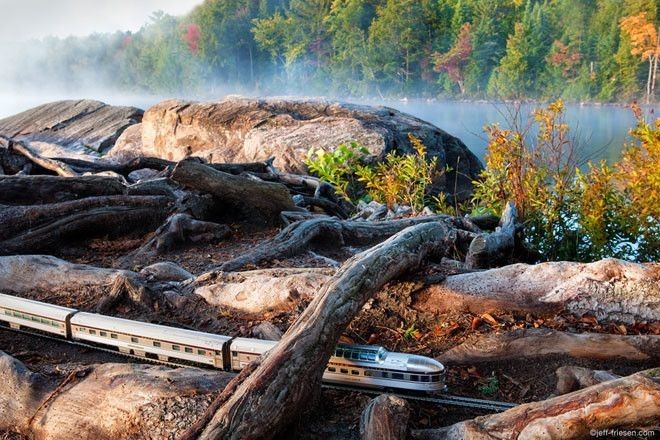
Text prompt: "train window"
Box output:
[[364, 370, 373, 377], [410, 375, 419, 382], [340, 368, 348, 374], [79, 327, 86, 332], [3, 310, 9, 315], [198, 349, 206, 356], [100, 331, 107, 337], [185, 347, 193, 353], [232, 351, 237, 357], [110, 334, 118, 339], [392, 373, 404, 380], [334, 348, 343, 357], [351, 352, 360, 360], [381, 372, 389, 378], [431, 375, 440, 382], [421, 376, 430, 383], [172, 345, 180, 351], [328, 367, 336, 372], [40, 318, 49, 324], [31, 316, 39, 322], [351, 370, 359, 375], [359, 353, 369, 361], [153, 341, 161, 347], [89, 330, 96, 335], [131, 337, 139, 343]]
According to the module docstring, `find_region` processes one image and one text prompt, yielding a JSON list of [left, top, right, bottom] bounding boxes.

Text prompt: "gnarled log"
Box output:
[[214, 214, 459, 273], [0, 195, 171, 254], [437, 329, 660, 364], [0, 175, 125, 205], [411, 368, 660, 440], [171, 159, 296, 226], [360, 394, 410, 440], [415, 258, 660, 323], [555, 366, 620, 395], [186, 221, 455, 440]]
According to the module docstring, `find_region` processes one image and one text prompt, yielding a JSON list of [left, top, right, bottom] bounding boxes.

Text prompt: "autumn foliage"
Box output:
[[183, 24, 201, 55], [433, 23, 472, 95], [619, 13, 659, 102]]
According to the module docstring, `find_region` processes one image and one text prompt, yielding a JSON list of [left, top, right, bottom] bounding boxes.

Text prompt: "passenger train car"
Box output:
[[0, 293, 446, 392]]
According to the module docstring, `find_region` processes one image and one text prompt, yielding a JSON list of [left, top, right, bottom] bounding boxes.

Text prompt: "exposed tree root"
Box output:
[[411, 368, 660, 440], [360, 394, 410, 440]]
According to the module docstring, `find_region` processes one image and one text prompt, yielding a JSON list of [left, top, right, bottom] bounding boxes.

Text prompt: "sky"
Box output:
[[0, 0, 204, 43]]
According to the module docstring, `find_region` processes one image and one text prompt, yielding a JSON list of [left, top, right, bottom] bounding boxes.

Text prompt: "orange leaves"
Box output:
[[620, 13, 660, 61]]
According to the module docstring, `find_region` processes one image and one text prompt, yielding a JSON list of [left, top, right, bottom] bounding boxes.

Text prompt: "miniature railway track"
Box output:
[[3, 326, 518, 412]]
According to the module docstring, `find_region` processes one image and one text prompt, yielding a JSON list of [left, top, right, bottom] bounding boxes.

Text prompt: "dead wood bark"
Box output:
[[465, 201, 517, 269], [414, 258, 660, 323], [1, 138, 79, 177], [0, 352, 233, 440], [213, 214, 458, 273], [411, 368, 660, 440], [0, 175, 125, 205], [187, 221, 455, 440], [192, 268, 335, 313], [555, 366, 620, 395], [360, 394, 410, 440], [171, 159, 296, 226], [0, 195, 171, 254], [437, 329, 660, 364]]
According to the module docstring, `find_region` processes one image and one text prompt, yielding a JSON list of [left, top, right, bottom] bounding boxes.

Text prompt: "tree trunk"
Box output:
[[411, 368, 660, 440], [170, 159, 296, 226], [437, 329, 660, 365], [186, 222, 455, 440], [0, 195, 171, 254], [0, 175, 125, 205], [360, 394, 410, 440], [414, 258, 660, 323]]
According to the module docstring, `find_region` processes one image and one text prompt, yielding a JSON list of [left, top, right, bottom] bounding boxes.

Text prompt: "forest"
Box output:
[[4, 0, 659, 102]]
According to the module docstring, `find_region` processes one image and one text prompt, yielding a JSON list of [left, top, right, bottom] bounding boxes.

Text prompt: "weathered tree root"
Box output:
[[212, 214, 467, 273], [0, 195, 172, 255], [415, 258, 660, 323], [185, 221, 456, 439], [411, 368, 660, 440], [437, 329, 660, 364], [0, 175, 126, 205], [0, 137, 78, 177], [360, 394, 410, 440], [465, 201, 517, 269]]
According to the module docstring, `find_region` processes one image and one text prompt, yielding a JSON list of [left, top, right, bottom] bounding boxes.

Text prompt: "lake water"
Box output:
[[1, 92, 657, 163]]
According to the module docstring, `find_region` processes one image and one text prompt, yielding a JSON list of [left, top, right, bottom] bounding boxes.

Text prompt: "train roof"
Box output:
[[334, 344, 388, 363], [71, 312, 232, 350], [231, 337, 278, 353], [0, 293, 77, 321]]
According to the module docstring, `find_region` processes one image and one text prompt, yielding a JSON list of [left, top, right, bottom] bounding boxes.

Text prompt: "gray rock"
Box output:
[[127, 168, 161, 183], [0, 99, 142, 159], [114, 96, 482, 200], [251, 322, 283, 341], [140, 262, 193, 282]]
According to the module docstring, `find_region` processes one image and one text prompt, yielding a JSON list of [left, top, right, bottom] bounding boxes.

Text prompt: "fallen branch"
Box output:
[[465, 201, 517, 269], [2, 138, 79, 177], [415, 258, 660, 322], [411, 368, 660, 440], [0, 175, 125, 205]]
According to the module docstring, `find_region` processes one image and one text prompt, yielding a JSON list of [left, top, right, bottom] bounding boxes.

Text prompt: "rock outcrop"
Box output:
[[113, 96, 483, 199], [0, 100, 142, 158]]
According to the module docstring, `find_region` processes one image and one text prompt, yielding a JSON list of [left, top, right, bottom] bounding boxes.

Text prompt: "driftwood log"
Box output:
[[411, 368, 660, 440], [415, 258, 660, 322], [0, 195, 171, 255], [182, 221, 456, 439], [170, 159, 296, 226], [438, 329, 660, 364], [0, 175, 125, 205], [0, 137, 79, 177], [360, 394, 410, 440]]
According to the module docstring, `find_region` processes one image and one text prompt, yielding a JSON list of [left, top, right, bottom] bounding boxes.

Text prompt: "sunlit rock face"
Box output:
[[0, 99, 142, 159], [116, 96, 483, 200]]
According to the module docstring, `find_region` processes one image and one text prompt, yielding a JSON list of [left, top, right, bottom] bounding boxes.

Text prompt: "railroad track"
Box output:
[[3, 326, 518, 412]]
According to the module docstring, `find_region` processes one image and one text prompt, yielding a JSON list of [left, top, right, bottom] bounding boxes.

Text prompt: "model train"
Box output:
[[0, 293, 446, 392]]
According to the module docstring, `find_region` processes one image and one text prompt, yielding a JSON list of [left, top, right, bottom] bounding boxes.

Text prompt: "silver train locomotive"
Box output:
[[0, 293, 446, 392]]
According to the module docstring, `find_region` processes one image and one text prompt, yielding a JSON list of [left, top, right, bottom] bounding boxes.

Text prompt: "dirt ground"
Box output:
[[1, 227, 658, 439]]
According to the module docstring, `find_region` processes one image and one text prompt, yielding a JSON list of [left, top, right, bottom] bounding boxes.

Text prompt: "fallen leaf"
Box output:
[[481, 313, 498, 326]]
